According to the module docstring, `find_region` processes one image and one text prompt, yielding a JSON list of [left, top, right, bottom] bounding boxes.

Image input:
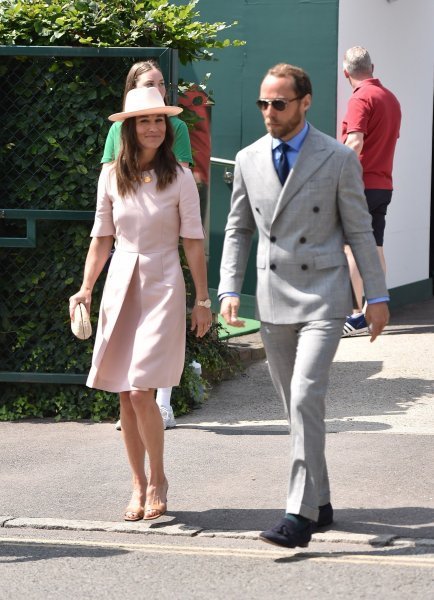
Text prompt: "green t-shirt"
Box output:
[[100, 116, 192, 164]]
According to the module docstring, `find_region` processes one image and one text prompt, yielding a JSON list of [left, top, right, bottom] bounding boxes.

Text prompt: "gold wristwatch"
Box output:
[[197, 298, 212, 309]]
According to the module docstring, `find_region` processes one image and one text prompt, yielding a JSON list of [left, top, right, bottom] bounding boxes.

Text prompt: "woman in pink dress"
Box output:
[[69, 87, 212, 521]]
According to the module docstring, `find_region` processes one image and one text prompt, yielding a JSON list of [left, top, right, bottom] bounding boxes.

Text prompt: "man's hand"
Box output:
[[365, 302, 389, 342], [220, 296, 245, 328]]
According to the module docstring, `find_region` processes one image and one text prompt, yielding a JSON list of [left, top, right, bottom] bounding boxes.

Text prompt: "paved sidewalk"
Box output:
[[1, 298, 433, 547]]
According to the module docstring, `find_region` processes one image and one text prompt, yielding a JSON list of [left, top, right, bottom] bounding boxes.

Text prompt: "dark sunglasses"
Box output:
[[256, 97, 300, 111]]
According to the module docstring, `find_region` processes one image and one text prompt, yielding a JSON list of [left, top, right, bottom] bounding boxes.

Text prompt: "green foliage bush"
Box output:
[[0, 0, 243, 421], [0, 320, 239, 422], [0, 0, 244, 63]]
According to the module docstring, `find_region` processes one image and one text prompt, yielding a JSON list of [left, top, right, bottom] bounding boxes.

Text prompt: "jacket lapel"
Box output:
[[245, 136, 281, 225], [250, 134, 282, 189], [271, 126, 334, 223]]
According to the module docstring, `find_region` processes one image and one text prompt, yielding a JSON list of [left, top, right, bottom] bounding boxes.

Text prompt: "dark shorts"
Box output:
[[365, 189, 392, 246]]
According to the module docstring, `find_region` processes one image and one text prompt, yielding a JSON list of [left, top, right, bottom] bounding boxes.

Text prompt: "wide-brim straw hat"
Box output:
[[108, 87, 183, 122]]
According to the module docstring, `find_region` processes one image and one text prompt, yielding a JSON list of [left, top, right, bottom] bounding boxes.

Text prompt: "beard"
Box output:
[[265, 109, 304, 140]]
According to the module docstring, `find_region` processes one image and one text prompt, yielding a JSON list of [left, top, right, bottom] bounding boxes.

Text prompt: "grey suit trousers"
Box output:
[[261, 318, 344, 521]]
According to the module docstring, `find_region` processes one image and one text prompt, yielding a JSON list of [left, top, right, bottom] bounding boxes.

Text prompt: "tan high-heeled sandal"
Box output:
[[144, 480, 168, 521], [124, 506, 144, 522], [143, 503, 166, 521]]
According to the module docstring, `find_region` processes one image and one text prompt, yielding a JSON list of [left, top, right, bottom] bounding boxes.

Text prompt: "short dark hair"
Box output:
[[266, 63, 312, 98]]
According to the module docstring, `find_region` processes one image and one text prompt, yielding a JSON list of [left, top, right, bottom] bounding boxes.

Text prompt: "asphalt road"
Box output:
[[1, 528, 433, 600], [1, 298, 433, 598]]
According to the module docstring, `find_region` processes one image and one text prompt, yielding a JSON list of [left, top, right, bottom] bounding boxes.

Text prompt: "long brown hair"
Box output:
[[123, 60, 166, 104], [115, 115, 179, 197]]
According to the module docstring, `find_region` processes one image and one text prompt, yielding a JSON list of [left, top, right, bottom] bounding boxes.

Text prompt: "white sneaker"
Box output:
[[116, 408, 176, 431], [160, 406, 176, 429]]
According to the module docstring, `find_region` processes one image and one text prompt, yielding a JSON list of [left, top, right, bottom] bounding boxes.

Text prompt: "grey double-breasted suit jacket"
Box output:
[[218, 125, 388, 324]]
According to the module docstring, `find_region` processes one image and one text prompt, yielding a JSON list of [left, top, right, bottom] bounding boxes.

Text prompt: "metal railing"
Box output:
[[211, 156, 235, 185]]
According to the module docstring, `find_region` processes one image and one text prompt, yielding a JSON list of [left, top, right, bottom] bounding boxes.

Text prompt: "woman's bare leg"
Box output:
[[119, 391, 147, 519], [129, 390, 168, 519]]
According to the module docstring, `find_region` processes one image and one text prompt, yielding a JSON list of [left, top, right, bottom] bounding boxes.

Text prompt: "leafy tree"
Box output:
[[0, 0, 244, 63]]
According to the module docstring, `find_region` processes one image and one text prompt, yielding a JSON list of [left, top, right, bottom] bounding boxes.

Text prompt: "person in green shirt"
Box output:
[[103, 60, 193, 430], [101, 60, 192, 168]]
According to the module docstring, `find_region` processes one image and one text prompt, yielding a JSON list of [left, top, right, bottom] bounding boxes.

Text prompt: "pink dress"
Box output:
[[86, 166, 204, 393]]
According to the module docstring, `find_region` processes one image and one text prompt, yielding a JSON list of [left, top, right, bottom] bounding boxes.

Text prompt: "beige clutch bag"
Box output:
[[71, 303, 92, 340]]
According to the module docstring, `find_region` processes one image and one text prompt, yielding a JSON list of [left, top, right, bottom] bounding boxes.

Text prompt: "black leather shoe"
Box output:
[[260, 518, 312, 549], [315, 502, 334, 529]]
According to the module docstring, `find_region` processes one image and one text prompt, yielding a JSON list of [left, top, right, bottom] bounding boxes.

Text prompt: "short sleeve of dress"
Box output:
[[179, 168, 204, 239], [90, 168, 116, 238]]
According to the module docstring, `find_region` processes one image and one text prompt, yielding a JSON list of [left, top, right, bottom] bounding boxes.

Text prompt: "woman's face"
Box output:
[[135, 114, 166, 152], [135, 68, 166, 100]]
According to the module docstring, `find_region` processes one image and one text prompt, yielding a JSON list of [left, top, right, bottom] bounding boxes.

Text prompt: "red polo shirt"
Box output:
[[178, 88, 211, 185], [342, 78, 401, 189]]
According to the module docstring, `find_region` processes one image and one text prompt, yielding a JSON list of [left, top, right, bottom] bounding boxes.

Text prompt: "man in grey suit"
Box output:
[[218, 63, 389, 549]]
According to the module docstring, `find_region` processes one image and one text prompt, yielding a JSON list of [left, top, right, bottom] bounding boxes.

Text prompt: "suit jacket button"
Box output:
[[301, 264, 308, 270], [270, 264, 276, 271], [255, 207, 260, 213], [270, 235, 276, 243], [299, 236, 306, 244], [313, 206, 320, 213]]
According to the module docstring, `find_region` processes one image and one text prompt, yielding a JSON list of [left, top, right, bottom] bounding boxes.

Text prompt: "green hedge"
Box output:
[[0, 322, 239, 421], [0, 1, 243, 421]]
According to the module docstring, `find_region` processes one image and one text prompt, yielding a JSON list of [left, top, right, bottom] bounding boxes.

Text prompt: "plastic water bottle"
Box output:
[[190, 360, 204, 403], [190, 360, 202, 376]]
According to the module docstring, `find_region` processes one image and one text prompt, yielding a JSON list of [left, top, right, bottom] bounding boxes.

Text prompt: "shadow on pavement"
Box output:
[[177, 425, 288, 435], [384, 325, 434, 335], [0, 540, 128, 564], [330, 507, 434, 538], [275, 544, 434, 563], [153, 506, 434, 539]]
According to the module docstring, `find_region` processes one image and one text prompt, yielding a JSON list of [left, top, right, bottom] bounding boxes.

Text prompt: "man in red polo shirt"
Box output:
[[178, 86, 212, 224], [341, 46, 401, 336]]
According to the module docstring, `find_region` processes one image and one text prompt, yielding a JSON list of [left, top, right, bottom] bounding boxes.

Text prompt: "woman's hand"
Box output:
[[190, 305, 212, 338], [182, 237, 211, 338], [69, 289, 92, 321], [68, 236, 113, 321]]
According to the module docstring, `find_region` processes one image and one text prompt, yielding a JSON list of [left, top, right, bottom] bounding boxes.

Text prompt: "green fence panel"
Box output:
[[0, 46, 177, 384]]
